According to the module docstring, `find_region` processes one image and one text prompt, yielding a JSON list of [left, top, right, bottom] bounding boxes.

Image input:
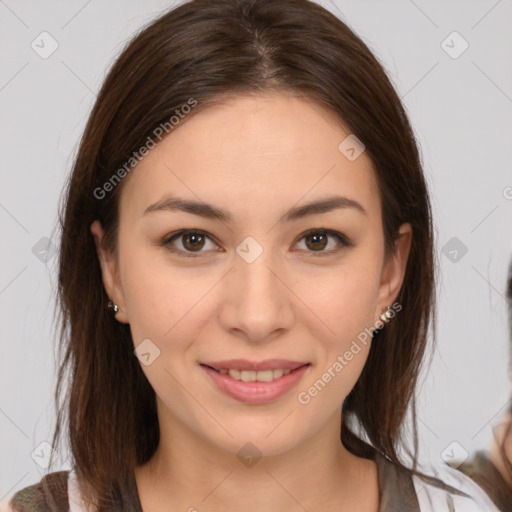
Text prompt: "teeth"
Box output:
[[273, 369, 284, 379], [229, 369, 241, 380], [241, 370, 256, 382], [222, 368, 294, 382]]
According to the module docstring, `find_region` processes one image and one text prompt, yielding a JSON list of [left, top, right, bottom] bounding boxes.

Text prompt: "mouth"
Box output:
[[199, 360, 311, 404], [200, 364, 309, 382]]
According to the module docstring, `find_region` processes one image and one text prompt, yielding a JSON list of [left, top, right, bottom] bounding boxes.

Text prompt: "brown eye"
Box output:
[[304, 232, 328, 251], [294, 229, 352, 255], [162, 228, 353, 259], [182, 232, 206, 251], [163, 230, 218, 257]]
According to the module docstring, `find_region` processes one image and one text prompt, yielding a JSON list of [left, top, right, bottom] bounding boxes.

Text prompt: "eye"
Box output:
[[161, 228, 353, 258], [293, 229, 353, 256], [162, 229, 219, 257]]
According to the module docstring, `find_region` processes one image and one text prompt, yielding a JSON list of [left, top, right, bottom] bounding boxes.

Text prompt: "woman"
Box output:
[[2, 0, 501, 510]]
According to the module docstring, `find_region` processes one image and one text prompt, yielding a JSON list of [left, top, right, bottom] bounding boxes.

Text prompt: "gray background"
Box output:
[[1, 0, 511, 500]]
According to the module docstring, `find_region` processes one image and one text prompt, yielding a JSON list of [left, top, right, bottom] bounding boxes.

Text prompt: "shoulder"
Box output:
[[0, 471, 70, 512], [412, 462, 503, 512], [374, 450, 502, 512]]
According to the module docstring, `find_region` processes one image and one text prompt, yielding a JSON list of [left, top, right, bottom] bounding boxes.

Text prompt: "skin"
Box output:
[[91, 92, 412, 511], [490, 412, 512, 486]]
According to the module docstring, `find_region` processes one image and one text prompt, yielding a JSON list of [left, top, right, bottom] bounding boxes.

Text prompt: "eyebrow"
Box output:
[[143, 195, 366, 223]]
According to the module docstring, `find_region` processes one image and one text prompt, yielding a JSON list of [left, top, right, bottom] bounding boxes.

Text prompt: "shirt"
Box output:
[[1, 450, 502, 511]]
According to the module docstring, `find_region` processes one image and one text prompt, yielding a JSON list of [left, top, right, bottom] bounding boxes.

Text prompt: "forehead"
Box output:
[[119, 93, 381, 224]]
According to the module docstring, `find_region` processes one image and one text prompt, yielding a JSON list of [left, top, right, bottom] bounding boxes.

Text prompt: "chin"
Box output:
[[193, 415, 310, 460]]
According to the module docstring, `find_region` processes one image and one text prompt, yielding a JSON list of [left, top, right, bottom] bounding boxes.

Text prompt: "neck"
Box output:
[[134, 400, 379, 512]]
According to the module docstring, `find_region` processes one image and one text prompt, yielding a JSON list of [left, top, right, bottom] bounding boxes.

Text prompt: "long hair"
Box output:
[[49, 0, 436, 508]]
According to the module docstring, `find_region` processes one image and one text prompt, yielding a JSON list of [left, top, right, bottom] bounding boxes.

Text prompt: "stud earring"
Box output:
[[107, 299, 119, 314], [379, 306, 394, 323]]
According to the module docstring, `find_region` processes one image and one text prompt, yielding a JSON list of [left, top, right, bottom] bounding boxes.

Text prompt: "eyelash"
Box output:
[[161, 228, 354, 258]]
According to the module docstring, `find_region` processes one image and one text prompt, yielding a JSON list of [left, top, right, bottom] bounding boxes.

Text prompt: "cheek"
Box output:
[[125, 277, 199, 349], [300, 260, 381, 343], [119, 245, 225, 367], [293, 259, 381, 404]]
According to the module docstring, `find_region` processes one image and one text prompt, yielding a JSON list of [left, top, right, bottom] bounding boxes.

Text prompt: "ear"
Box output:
[[374, 223, 412, 324], [90, 220, 129, 323]]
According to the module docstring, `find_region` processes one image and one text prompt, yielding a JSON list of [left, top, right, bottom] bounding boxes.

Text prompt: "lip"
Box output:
[[200, 359, 308, 371], [200, 362, 311, 404]]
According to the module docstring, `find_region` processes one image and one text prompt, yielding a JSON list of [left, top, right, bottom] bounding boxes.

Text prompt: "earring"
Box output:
[[380, 306, 394, 322], [107, 299, 119, 314]]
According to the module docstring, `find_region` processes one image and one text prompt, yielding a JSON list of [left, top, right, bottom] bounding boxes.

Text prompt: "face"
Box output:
[[91, 92, 411, 457]]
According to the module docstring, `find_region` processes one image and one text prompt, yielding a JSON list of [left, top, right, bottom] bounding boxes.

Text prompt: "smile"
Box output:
[[200, 361, 311, 404], [208, 367, 293, 382]]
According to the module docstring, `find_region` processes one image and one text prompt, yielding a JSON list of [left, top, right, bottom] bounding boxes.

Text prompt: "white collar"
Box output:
[[412, 464, 502, 511]]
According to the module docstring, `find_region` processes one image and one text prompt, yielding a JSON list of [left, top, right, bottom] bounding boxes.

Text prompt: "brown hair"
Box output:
[[48, 0, 436, 508]]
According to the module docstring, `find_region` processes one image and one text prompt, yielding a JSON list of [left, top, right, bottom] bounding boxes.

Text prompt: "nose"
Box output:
[[218, 248, 295, 343]]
